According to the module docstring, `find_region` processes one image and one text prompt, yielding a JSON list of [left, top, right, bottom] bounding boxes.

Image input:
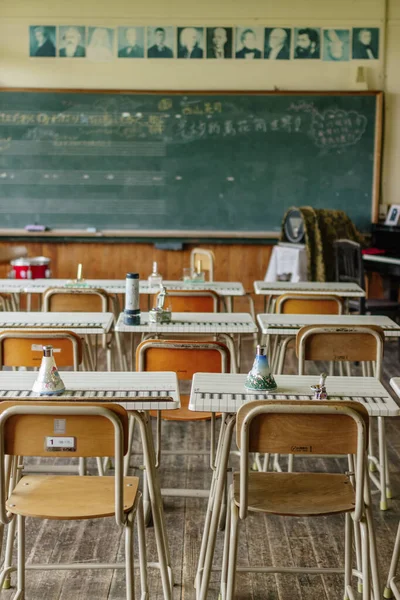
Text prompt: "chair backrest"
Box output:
[[42, 287, 111, 313], [136, 339, 230, 381], [275, 293, 343, 315], [236, 399, 368, 518], [296, 325, 384, 378], [190, 248, 215, 281], [0, 329, 83, 369], [0, 400, 129, 525], [333, 239, 364, 288], [155, 289, 219, 312]]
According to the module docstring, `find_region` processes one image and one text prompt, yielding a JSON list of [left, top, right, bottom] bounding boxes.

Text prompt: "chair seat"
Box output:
[[7, 475, 139, 520], [233, 472, 355, 516], [150, 394, 216, 421]]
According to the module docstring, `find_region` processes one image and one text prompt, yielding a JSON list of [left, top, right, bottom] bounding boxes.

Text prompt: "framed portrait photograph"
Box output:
[[206, 27, 233, 59], [177, 27, 205, 58], [294, 27, 321, 59], [235, 26, 263, 59], [264, 27, 291, 60], [29, 26, 56, 57], [118, 26, 145, 58], [58, 26, 86, 58], [147, 26, 175, 58], [87, 27, 114, 61], [323, 29, 350, 62], [384, 205, 400, 226], [352, 27, 379, 60]]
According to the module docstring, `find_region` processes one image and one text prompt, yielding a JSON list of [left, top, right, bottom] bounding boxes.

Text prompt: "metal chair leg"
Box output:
[[125, 511, 135, 600], [225, 489, 239, 600], [136, 494, 149, 599], [344, 512, 352, 600], [384, 523, 400, 598], [378, 417, 388, 510], [16, 514, 26, 600]]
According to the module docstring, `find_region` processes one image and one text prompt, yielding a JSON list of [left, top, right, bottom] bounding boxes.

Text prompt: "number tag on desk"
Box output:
[[45, 436, 76, 452]]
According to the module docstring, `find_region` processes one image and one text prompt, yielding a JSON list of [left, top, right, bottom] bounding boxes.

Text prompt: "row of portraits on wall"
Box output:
[[30, 25, 380, 62]]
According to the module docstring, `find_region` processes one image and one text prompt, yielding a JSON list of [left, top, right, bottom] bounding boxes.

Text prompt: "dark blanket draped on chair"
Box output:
[[281, 207, 366, 282]]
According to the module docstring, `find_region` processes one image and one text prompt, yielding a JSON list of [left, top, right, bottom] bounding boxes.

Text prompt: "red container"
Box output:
[[10, 257, 51, 279]]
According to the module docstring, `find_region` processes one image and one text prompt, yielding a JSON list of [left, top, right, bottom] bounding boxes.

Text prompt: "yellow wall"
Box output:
[[1, 0, 398, 210]]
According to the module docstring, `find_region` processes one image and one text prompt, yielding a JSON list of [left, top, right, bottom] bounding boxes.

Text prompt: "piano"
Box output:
[[363, 224, 400, 301]]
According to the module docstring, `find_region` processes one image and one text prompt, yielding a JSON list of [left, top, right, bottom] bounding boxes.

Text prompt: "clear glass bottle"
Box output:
[[148, 261, 163, 288]]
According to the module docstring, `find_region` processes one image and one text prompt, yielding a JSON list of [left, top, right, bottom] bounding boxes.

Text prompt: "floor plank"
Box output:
[[1, 340, 400, 599]]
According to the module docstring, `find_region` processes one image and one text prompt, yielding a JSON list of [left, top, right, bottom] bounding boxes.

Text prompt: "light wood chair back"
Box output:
[[275, 293, 343, 315], [155, 289, 219, 313], [0, 329, 83, 369], [42, 287, 114, 314], [296, 325, 384, 378], [190, 248, 215, 281], [136, 339, 230, 378], [136, 339, 230, 420], [0, 400, 129, 458], [236, 400, 368, 518], [0, 400, 129, 526]]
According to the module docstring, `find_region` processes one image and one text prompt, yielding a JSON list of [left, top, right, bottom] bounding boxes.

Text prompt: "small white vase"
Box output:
[[32, 345, 65, 396]]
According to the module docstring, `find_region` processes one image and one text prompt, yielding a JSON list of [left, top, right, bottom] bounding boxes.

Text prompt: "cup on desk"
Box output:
[[277, 272, 292, 282], [182, 267, 205, 283]]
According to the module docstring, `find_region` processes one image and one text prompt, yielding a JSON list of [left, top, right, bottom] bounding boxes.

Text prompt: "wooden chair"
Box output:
[[271, 293, 343, 375], [190, 248, 215, 281], [42, 286, 120, 313], [296, 324, 390, 511], [0, 400, 148, 600], [134, 339, 230, 502], [0, 329, 100, 494], [42, 287, 123, 370], [155, 289, 219, 313], [0, 329, 83, 370], [221, 400, 380, 600], [136, 339, 230, 420], [275, 293, 343, 315]]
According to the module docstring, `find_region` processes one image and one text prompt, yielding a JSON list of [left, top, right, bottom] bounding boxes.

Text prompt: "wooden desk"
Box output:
[[254, 281, 365, 312], [257, 314, 400, 374], [0, 370, 180, 600], [24, 279, 245, 296], [115, 312, 257, 372], [0, 312, 113, 335], [190, 373, 399, 600]]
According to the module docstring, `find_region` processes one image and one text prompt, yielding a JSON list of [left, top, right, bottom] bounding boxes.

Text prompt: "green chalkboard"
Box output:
[[0, 89, 382, 235]]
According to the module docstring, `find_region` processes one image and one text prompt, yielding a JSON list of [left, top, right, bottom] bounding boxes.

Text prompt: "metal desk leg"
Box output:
[[134, 411, 173, 599], [195, 414, 229, 594], [196, 414, 236, 600]]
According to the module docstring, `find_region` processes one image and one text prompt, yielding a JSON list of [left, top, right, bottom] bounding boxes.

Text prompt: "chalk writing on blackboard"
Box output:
[[175, 114, 303, 141], [311, 109, 367, 148]]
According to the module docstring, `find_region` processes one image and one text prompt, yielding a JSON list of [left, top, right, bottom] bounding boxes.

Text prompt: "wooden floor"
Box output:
[[1, 342, 400, 599]]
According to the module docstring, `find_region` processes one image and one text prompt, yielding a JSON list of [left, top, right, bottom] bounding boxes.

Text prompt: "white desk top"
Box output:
[[363, 255, 400, 266], [257, 314, 400, 337], [254, 281, 365, 297], [23, 279, 245, 296], [0, 371, 180, 411], [0, 312, 114, 335], [190, 373, 399, 417], [0, 280, 26, 294], [390, 378, 400, 398], [115, 312, 257, 334]]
